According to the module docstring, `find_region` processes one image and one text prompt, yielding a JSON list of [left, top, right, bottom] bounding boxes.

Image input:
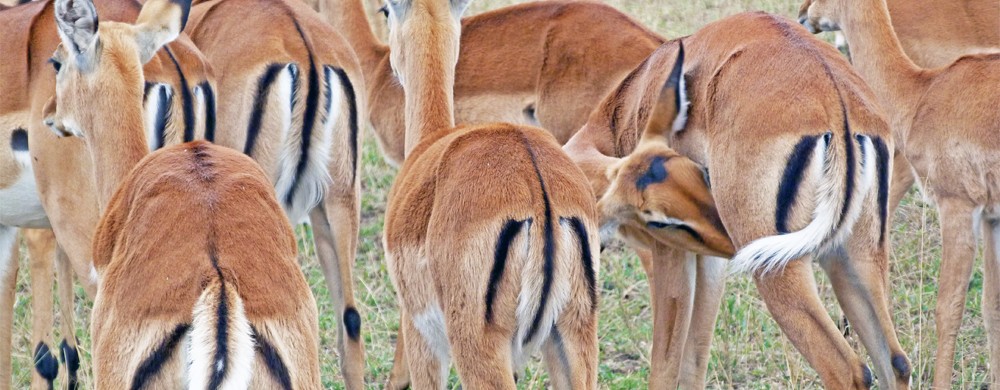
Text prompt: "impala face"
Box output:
[[599, 143, 735, 258], [799, 0, 842, 32], [382, 0, 465, 89]]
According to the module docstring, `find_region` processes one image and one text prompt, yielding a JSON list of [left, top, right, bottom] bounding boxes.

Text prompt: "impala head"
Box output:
[[798, 0, 843, 33], [45, 0, 190, 138], [381, 0, 469, 87], [598, 43, 734, 258]]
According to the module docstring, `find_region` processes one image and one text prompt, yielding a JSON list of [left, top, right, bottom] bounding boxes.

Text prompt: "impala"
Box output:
[[567, 12, 910, 388], [47, 0, 321, 386], [0, 0, 212, 387], [803, 0, 1000, 385]]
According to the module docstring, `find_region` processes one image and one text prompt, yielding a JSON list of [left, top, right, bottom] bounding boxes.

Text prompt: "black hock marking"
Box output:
[[872, 136, 890, 245], [343, 307, 362, 341], [60, 339, 80, 390], [130, 323, 192, 390], [837, 110, 856, 228], [891, 354, 911, 380], [284, 19, 321, 206], [169, 0, 192, 29], [200, 81, 217, 142], [164, 47, 195, 143], [254, 326, 293, 390], [245, 63, 288, 155], [33, 342, 58, 387], [150, 84, 173, 150], [485, 218, 528, 324], [519, 134, 554, 345], [861, 364, 873, 388], [775, 134, 822, 233], [565, 217, 597, 313], [207, 242, 230, 390], [636, 155, 669, 190], [329, 66, 359, 184], [10, 128, 28, 152]]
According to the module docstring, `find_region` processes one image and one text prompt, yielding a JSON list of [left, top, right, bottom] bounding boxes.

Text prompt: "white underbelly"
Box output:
[[0, 171, 49, 228]]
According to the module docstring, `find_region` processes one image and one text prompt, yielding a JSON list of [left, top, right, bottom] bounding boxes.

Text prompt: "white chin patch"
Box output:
[[818, 17, 840, 32]]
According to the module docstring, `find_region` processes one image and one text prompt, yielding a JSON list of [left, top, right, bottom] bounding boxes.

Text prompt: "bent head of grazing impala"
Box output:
[[48, 0, 322, 387]]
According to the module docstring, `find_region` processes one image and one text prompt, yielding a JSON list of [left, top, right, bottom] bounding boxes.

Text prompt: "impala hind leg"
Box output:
[[401, 310, 450, 390], [983, 217, 1000, 386], [888, 150, 915, 214], [680, 255, 728, 389], [0, 225, 18, 390], [24, 229, 58, 390], [55, 248, 79, 390], [931, 199, 978, 389], [386, 325, 410, 389], [648, 245, 696, 390], [542, 302, 599, 389], [309, 198, 364, 389], [754, 259, 872, 389]]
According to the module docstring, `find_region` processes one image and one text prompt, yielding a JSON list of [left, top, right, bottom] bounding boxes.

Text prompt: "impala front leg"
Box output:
[[0, 225, 18, 390], [648, 244, 696, 390], [679, 255, 727, 389], [25, 229, 58, 390], [54, 247, 79, 390], [932, 199, 978, 389], [982, 217, 1000, 387]]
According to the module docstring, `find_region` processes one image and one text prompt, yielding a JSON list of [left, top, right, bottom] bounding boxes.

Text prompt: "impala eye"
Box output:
[[647, 221, 673, 229], [49, 58, 62, 73]]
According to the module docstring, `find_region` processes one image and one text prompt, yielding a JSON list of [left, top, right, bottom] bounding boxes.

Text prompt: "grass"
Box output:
[[7, 0, 992, 388]]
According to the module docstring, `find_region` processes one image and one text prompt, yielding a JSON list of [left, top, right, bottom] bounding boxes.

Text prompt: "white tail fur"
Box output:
[[187, 276, 255, 390], [729, 133, 877, 275]]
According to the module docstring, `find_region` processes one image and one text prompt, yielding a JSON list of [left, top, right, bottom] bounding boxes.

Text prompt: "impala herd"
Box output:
[[0, 0, 996, 386]]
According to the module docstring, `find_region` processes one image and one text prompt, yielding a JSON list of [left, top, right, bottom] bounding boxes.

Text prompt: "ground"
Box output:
[[8, 0, 991, 388]]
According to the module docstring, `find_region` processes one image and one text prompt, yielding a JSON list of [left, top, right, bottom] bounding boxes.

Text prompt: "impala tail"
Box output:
[[730, 124, 878, 275], [187, 271, 255, 389]]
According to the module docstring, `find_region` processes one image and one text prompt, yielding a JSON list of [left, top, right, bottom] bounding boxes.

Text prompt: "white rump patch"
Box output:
[[143, 83, 173, 151], [186, 281, 255, 390], [671, 72, 690, 133]]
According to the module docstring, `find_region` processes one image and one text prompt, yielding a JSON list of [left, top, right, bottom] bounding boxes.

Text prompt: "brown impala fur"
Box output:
[[804, 0, 1000, 386], [0, 0, 211, 387], [381, 0, 599, 387], [570, 12, 914, 388], [799, 0, 1000, 250], [183, 0, 368, 385], [325, 0, 663, 166], [47, 0, 321, 386]]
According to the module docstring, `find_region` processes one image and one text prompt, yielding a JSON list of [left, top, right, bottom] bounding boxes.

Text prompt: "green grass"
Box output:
[[8, 0, 992, 388]]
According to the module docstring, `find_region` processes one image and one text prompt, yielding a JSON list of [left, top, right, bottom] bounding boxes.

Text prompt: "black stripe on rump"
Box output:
[[207, 246, 229, 390], [150, 85, 172, 150], [253, 326, 293, 390], [564, 217, 597, 313], [775, 134, 822, 233], [285, 19, 321, 206], [485, 218, 529, 324], [519, 134, 554, 345], [129, 323, 191, 390], [329, 66, 359, 184], [164, 47, 195, 143], [872, 136, 890, 244], [837, 111, 855, 228], [10, 128, 28, 151], [245, 63, 288, 155], [200, 81, 217, 142]]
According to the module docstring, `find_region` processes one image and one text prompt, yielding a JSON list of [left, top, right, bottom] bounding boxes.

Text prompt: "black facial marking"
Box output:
[[565, 217, 597, 313], [343, 307, 362, 341], [636, 156, 669, 190], [130, 323, 191, 390], [245, 63, 287, 155], [872, 136, 890, 245], [254, 326, 293, 390], [485, 219, 527, 324], [33, 342, 59, 386], [200, 81, 217, 142], [329, 66, 359, 184], [10, 128, 28, 152], [60, 339, 80, 390], [285, 19, 321, 206], [164, 47, 195, 143], [519, 134, 554, 346], [775, 134, 822, 233]]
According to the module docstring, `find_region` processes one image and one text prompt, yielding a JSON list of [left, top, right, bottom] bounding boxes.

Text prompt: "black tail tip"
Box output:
[[33, 342, 59, 382], [344, 307, 362, 341]]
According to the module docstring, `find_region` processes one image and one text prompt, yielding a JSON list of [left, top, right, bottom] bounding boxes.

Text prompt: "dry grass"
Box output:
[[8, 0, 992, 388]]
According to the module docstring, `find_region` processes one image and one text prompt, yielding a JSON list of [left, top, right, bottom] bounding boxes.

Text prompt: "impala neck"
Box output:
[[84, 86, 150, 211], [402, 16, 457, 155], [321, 0, 389, 77], [839, 0, 929, 129]]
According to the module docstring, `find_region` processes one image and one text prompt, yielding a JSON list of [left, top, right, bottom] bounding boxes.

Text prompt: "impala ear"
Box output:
[[54, 0, 99, 65], [640, 41, 688, 142], [134, 0, 191, 64]]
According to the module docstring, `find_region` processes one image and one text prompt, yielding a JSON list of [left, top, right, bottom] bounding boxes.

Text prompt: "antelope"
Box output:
[[569, 11, 913, 388], [803, 0, 1000, 386], [0, 0, 212, 387], [182, 0, 367, 385], [47, 0, 322, 386], [799, 0, 1000, 231], [380, 0, 601, 386]]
